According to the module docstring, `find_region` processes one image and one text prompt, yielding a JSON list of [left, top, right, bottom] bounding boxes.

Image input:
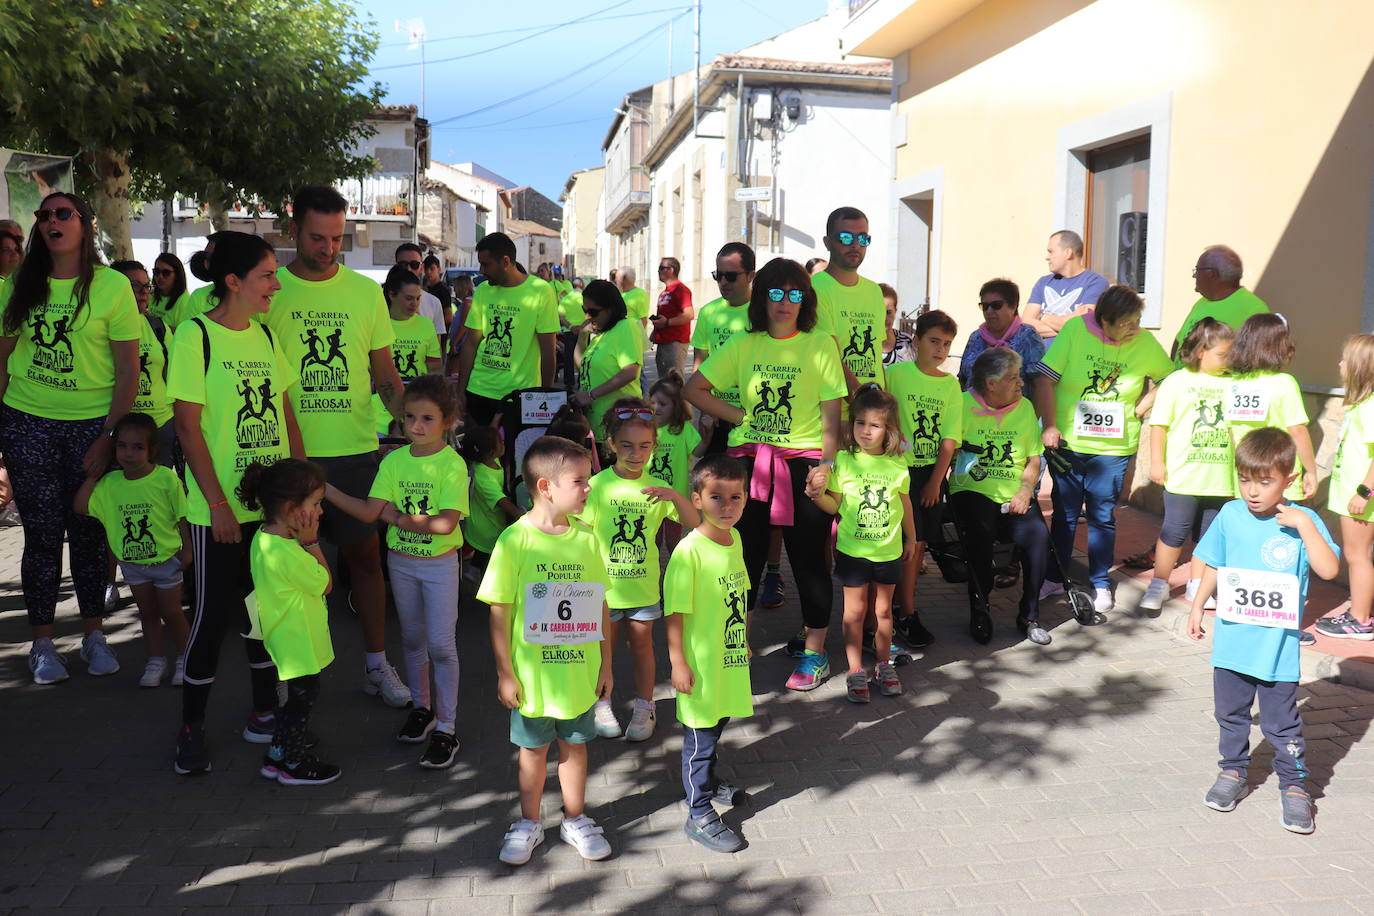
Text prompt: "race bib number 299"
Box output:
[[1215, 566, 1299, 629], [522, 581, 605, 645]]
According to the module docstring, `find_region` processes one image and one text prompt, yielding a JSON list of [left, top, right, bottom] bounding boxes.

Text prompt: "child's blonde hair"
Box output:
[[1343, 334, 1374, 406], [843, 384, 903, 456]]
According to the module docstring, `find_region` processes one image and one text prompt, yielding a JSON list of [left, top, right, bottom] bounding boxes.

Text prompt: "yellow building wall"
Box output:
[[893, 0, 1374, 389]]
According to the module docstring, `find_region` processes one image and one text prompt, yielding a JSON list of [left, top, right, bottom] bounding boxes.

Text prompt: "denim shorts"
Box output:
[[610, 603, 662, 623], [510, 704, 598, 748], [118, 555, 183, 590]]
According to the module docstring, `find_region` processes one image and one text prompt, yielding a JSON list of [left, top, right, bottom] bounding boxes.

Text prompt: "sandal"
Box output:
[[1121, 547, 1155, 570]]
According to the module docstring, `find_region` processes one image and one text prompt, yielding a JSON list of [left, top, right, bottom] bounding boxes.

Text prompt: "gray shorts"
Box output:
[[313, 451, 381, 546], [610, 603, 662, 623], [118, 555, 183, 590]]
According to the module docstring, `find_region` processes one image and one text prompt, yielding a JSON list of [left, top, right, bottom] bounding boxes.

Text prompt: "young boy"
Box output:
[[665, 455, 753, 853], [1187, 427, 1339, 834], [479, 437, 614, 865]]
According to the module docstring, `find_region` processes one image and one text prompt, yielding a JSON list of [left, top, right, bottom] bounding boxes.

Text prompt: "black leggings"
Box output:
[[736, 455, 833, 629], [949, 490, 1049, 620], [182, 521, 279, 726], [274, 674, 320, 765]]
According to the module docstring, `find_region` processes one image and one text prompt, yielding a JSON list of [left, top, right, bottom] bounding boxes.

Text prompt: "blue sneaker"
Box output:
[[785, 650, 829, 691], [759, 573, 784, 609], [29, 638, 69, 685]]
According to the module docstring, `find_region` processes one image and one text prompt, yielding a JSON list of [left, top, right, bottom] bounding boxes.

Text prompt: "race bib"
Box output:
[[522, 581, 605, 645], [1073, 400, 1125, 439], [1215, 566, 1300, 629], [520, 390, 568, 424], [1226, 381, 1269, 423]]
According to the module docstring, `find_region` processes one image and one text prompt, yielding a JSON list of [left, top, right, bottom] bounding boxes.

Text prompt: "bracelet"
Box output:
[[300, 539, 320, 550], [208, 499, 229, 509]]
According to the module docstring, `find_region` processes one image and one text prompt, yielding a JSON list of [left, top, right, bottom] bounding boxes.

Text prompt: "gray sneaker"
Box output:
[[29, 638, 69, 685], [1204, 769, 1247, 812], [684, 811, 744, 853], [1017, 615, 1052, 646], [80, 632, 120, 676], [1280, 785, 1315, 834]]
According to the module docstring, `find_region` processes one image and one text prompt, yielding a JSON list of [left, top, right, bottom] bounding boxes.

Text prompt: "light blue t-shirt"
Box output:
[[1028, 270, 1109, 317], [1195, 499, 1337, 683]]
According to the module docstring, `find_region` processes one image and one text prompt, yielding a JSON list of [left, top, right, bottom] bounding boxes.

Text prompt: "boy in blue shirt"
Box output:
[[1187, 427, 1339, 834]]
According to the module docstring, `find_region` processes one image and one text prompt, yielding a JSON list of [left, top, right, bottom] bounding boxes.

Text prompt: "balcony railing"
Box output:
[[848, 0, 875, 17], [172, 174, 416, 222]]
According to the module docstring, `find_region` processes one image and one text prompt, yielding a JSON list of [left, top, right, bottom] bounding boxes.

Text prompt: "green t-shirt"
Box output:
[[689, 297, 752, 407], [649, 421, 702, 498], [463, 274, 559, 399], [886, 362, 963, 468], [698, 330, 846, 450], [1, 267, 142, 420], [579, 318, 644, 438], [368, 445, 470, 557], [559, 289, 586, 325], [465, 460, 509, 553], [1329, 397, 1374, 520], [829, 450, 910, 562], [950, 393, 1042, 504], [167, 285, 217, 330], [1226, 371, 1309, 499], [167, 318, 296, 525], [663, 528, 753, 729], [1172, 287, 1269, 367], [476, 516, 609, 719], [1148, 368, 1234, 496], [1039, 314, 1173, 456], [390, 313, 441, 380], [249, 530, 334, 680], [265, 266, 394, 458], [812, 270, 886, 388], [623, 286, 649, 321], [87, 465, 187, 565], [148, 291, 182, 326], [134, 317, 173, 426], [577, 467, 679, 609]]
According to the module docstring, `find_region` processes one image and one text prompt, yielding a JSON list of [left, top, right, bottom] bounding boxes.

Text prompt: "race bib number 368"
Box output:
[[1215, 566, 1300, 629], [522, 581, 605, 645]]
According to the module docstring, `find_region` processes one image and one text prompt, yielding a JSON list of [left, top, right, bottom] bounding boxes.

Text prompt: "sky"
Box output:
[[356, 0, 830, 200]]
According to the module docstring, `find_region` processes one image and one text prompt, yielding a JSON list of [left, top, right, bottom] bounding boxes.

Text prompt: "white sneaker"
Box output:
[[1038, 580, 1065, 600], [560, 813, 612, 861], [593, 701, 622, 739], [171, 654, 186, 686], [80, 632, 120, 676], [498, 818, 544, 866], [103, 584, 120, 613], [625, 702, 655, 742], [363, 663, 412, 708], [1093, 587, 1114, 613], [29, 639, 69, 685], [1138, 578, 1170, 612], [1184, 579, 1217, 610], [139, 657, 167, 688]]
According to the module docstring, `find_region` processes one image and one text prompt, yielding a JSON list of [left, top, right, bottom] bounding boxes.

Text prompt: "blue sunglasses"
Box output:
[[835, 232, 871, 247], [767, 288, 804, 303]]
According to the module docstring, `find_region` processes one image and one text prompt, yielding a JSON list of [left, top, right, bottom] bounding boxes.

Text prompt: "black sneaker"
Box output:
[[684, 811, 744, 853], [398, 706, 437, 744], [419, 730, 460, 769], [276, 755, 341, 786], [712, 783, 744, 806], [174, 723, 212, 776], [894, 613, 934, 649]]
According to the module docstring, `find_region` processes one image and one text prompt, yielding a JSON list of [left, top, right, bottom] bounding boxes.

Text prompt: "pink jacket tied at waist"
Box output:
[[727, 442, 823, 526]]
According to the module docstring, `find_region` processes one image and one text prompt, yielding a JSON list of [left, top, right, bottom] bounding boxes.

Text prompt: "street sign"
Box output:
[[734, 186, 772, 202]]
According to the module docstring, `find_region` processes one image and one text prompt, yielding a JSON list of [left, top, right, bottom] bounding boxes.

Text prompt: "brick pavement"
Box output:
[[3, 520, 1374, 915]]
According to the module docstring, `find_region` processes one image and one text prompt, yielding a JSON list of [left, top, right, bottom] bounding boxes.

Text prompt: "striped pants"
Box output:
[[682, 717, 730, 818]]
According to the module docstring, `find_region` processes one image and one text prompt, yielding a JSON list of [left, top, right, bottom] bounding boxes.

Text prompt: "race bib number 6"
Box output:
[[1215, 566, 1300, 629], [522, 581, 605, 645], [1073, 400, 1125, 439]]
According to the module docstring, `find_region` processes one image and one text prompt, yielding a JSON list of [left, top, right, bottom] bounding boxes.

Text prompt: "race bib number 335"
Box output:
[[522, 581, 605, 644], [1216, 566, 1299, 629]]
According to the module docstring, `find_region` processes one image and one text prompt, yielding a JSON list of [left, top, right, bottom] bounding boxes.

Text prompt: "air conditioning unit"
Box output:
[[1117, 211, 1147, 292]]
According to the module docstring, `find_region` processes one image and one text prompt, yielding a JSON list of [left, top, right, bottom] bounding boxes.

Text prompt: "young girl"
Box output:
[[1315, 335, 1374, 640], [75, 412, 191, 687], [374, 266, 442, 436], [579, 396, 700, 741], [460, 424, 522, 582], [648, 370, 706, 550], [326, 375, 469, 769], [239, 458, 338, 786], [1226, 313, 1318, 502], [1138, 318, 1237, 612], [807, 386, 915, 702]]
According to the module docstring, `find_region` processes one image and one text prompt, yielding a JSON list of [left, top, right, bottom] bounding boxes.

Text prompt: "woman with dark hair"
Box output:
[[0, 192, 142, 684], [373, 265, 440, 434], [571, 279, 643, 438], [166, 230, 304, 775], [685, 258, 845, 691], [149, 252, 188, 325]]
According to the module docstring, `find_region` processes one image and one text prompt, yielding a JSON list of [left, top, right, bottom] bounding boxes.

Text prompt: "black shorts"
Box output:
[[466, 391, 506, 428], [908, 464, 945, 543], [313, 451, 381, 547], [834, 550, 903, 587]]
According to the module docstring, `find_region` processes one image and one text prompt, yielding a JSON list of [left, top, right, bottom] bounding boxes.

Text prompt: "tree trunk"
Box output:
[[207, 199, 229, 232], [88, 148, 133, 260]]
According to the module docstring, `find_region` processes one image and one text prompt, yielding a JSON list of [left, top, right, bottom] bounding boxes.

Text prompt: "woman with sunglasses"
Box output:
[[0, 192, 142, 684], [686, 258, 846, 691], [957, 278, 1045, 392], [148, 252, 188, 326], [571, 279, 644, 443]]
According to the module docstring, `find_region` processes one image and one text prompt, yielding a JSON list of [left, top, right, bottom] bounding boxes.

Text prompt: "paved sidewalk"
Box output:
[[3, 519, 1374, 915]]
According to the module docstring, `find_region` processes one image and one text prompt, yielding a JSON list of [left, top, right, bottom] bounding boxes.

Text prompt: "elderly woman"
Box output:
[[571, 279, 644, 440], [1031, 286, 1172, 613], [958, 278, 1045, 391], [949, 347, 1052, 646]]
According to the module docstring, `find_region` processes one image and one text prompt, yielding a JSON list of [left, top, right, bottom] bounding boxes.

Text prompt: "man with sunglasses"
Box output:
[[1171, 245, 1268, 368], [651, 256, 694, 383], [1023, 230, 1108, 340], [395, 243, 447, 349], [691, 243, 756, 454], [814, 207, 886, 397]]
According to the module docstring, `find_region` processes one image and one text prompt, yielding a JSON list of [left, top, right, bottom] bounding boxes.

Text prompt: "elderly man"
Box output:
[[1023, 230, 1109, 340], [958, 278, 1045, 391], [1172, 244, 1269, 365]]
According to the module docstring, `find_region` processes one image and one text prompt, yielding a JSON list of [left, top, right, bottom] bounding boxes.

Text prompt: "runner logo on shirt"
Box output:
[[233, 373, 282, 450], [720, 566, 750, 666], [298, 325, 349, 392], [750, 375, 796, 438], [1190, 397, 1229, 451], [395, 481, 435, 547], [961, 435, 1017, 482], [393, 347, 420, 378], [854, 484, 893, 540], [138, 349, 154, 396], [607, 507, 649, 571], [27, 309, 76, 375], [841, 325, 877, 378], [909, 406, 943, 461], [1080, 363, 1122, 399], [480, 309, 518, 372], [119, 508, 157, 562], [648, 451, 673, 485]]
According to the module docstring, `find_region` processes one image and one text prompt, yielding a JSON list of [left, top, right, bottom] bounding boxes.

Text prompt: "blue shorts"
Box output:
[[610, 603, 662, 623], [510, 705, 598, 748], [118, 555, 183, 590]]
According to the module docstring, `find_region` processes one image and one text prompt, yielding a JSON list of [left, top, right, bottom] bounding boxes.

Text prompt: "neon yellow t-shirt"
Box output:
[[1039, 314, 1173, 457], [389, 313, 441, 380], [167, 285, 217, 330], [87, 466, 187, 565], [577, 467, 679, 608], [148, 291, 183, 326], [1, 267, 142, 420], [465, 460, 510, 554], [579, 319, 644, 438], [368, 445, 469, 558], [623, 287, 649, 321], [1329, 397, 1374, 520], [167, 318, 296, 525], [1148, 368, 1234, 497], [886, 362, 963, 468], [829, 450, 911, 562], [663, 529, 753, 729], [698, 330, 846, 450], [649, 421, 702, 498], [1226, 371, 1309, 499], [249, 530, 334, 680], [689, 296, 752, 407], [1172, 288, 1268, 367], [950, 394, 1043, 504], [476, 517, 608, 719], [265, 266, 393, 458], [463, 275, 559, 399], [133, 317, 174, 426], [812, 271, 886, 388], [559, 290, 586, 325]]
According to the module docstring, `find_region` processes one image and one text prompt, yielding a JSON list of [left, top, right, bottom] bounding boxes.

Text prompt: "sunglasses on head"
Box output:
[[834, 232, 871, 247], [712, 270, 743, 282], [767, 288, 804, 303], [152, 267, 175, 278], [399, 259, 422, 270], [612, 407, 655, 421], [34, 207, 79, 223]]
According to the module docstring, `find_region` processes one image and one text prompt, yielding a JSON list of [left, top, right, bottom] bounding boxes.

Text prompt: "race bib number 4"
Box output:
[[522, 581, 605, 644], [1215, 566, 1300, 629], [520, 390, 568, 424], [1225, 381, 1269, 423], [1073, 400, 1125, 439]]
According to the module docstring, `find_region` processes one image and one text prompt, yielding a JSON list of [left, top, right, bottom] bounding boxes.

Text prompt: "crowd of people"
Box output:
[[0, 187, 1367, 858]]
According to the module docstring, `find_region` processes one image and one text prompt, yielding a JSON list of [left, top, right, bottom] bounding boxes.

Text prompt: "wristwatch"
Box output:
[[817, 459, 835, 469], [1358, 484, 1371, 499]]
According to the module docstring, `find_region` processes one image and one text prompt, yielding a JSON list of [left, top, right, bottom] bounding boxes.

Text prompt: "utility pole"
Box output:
[[692, 0, 701, 137]]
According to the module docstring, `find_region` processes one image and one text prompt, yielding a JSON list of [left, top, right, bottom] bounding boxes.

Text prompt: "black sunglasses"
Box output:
[[979, 299, 1009, 310], [399, 259, 422, 270], [152, 268, 175, 278], [712, 270, 743, 282], [34, 207, 79, 223]]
